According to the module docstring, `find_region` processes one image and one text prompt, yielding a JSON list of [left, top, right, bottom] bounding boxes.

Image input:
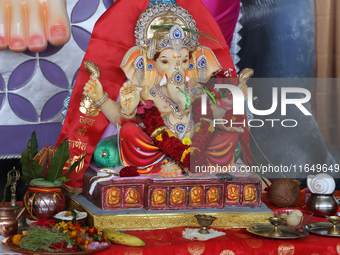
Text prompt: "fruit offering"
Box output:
[[103, 228, 145, 247]]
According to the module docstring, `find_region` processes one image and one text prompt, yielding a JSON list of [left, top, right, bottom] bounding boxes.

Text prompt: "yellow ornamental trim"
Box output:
[[180, 148, 190, 162], [195, 126, 200, 133], [208, 125, 215, 133], [182, 137, 192, 146], [190, 147, 201, 154], [155, 130, 173, 141], [155, 133, 163, 141]]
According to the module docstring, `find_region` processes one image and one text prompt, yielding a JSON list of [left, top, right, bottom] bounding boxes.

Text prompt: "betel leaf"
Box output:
[[45, 138, 70, 182], [64, 154, 87, 178], [29, 178, 58, 187], [27, 130, 38, 159], [53, 176, 72, 187], [20, 148, 43, 184], [2, 179, 11, 205]]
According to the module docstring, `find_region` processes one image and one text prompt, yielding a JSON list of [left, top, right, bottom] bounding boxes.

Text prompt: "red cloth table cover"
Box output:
[[94, 190, 340, 255]]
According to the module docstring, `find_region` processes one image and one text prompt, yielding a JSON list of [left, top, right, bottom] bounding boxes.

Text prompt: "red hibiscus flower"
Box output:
[[120, 166, 140, 177]]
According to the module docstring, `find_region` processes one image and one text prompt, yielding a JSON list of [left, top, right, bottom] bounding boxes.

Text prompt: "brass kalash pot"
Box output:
[[6, 167, 29, 233]]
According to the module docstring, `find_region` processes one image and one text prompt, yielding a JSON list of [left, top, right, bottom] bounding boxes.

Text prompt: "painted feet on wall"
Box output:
[[0, 0, 71, 53]]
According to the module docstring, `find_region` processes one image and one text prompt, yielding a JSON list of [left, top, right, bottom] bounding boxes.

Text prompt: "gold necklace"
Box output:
[[162, 112, 192, 135]]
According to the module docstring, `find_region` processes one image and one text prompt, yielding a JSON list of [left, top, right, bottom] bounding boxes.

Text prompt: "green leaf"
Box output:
[[53, 176, 72, 187], [64, 154, 86, 178], [57, 176, 72, 183], [20, 148, 43, 184], [27, 130, 38, 159], [2, 179, 11, 205], [29, 178, 57, 187], [46, 138, 70, 182]]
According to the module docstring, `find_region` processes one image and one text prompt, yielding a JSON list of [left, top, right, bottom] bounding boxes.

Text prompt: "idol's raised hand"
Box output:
[[84, 76, 103, 102], [120, 80, 140, 114]]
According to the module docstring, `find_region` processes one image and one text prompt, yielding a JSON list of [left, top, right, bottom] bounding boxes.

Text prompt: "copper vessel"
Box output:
[[0, 206, 25, 237]]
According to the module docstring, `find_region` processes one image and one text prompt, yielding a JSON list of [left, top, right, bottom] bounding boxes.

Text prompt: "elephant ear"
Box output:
[[120, 46, 158, 91], [187, 46, 222, 84]]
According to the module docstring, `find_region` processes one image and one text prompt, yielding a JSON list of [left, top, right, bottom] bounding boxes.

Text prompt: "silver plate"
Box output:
[[305, 222, 340, 237], [246, 225, 309, 239]]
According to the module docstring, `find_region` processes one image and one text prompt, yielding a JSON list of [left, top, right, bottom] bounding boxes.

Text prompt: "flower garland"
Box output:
[[140, 99, 216, 170], [140, 105, 190, 167], [189, 99, 215, 171]]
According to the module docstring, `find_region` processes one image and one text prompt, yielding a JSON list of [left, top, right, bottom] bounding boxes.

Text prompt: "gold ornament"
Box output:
[[107, 187, 121, 206], [152, 188, 166, 206], [170, 188, 185, 205], [227, 185, 239, 201], [125, 188, 140, 205], [207, 187, 220, 204], [244, 185, 256, 202], [189, 187, 203, 205]]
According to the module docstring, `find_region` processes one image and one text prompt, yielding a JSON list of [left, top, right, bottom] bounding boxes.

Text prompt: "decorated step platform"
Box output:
[[66, 167, 273, 230], [67, 194, 274, 230], [82, 167, 262, 211]]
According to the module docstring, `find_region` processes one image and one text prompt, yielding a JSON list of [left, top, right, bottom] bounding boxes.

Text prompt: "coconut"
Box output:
[[269, 178, 300, 207]]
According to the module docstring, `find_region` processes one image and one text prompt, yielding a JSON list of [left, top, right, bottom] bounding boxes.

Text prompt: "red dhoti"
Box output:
[[119, 123, 239, 174]]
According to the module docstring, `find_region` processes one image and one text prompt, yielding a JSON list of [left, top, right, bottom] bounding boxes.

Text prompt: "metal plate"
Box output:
[[305, 222, 340, 237], [246, 225, 309, 239]]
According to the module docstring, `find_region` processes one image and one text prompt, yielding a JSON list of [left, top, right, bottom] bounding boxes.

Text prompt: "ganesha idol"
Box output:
[[57, 0, 252, 195]]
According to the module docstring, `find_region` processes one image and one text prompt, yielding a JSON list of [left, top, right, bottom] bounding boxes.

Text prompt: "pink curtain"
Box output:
[[200, 0, 240, 47]]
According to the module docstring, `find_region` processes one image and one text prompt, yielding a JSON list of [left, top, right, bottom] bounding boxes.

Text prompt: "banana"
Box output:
[[103, 228, 145, 247]]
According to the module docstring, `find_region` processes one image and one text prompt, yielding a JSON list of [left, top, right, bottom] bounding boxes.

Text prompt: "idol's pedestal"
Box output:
[[67, 168, 274, 230]]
